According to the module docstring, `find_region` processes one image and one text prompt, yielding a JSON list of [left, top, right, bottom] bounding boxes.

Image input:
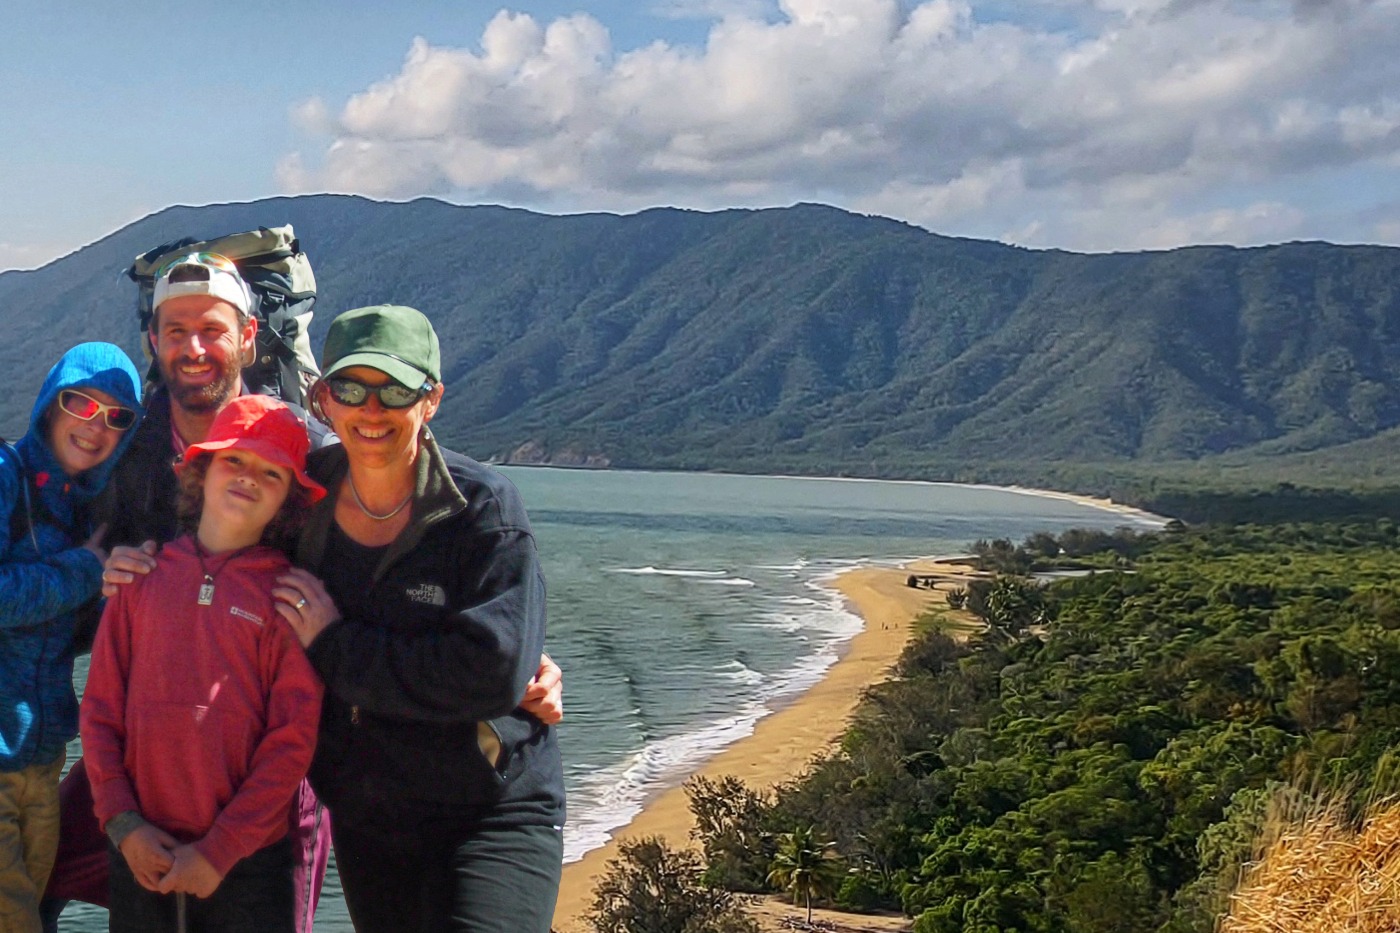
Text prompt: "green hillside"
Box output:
[[4, 195, 1399, 493], [676, 521, 1400, 931]]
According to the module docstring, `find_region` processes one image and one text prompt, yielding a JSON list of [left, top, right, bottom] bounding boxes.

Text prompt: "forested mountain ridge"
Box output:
[[3, 195, 1399, 488]]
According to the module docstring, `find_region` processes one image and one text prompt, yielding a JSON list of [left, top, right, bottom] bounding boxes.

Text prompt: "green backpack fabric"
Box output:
[[127, 225, 321, 407]]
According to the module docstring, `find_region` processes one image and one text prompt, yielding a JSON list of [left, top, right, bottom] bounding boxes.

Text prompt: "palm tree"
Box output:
[[766, 825, 843, 926]]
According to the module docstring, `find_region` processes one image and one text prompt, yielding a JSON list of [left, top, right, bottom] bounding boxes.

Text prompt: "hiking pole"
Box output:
[[176, 891, 188, 933]]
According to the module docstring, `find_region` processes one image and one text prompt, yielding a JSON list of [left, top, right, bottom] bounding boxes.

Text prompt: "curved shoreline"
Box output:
[[551, 559, 977, 931]]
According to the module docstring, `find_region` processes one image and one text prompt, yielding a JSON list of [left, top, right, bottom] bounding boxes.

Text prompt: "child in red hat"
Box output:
[[80, 395, 326, 933]]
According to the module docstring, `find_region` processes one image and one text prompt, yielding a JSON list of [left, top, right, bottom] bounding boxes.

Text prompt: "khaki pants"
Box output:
[[0, 753, 64, 933]]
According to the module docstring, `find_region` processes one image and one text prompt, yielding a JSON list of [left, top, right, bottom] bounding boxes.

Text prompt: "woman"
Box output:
[[273, 305, 564, 933]]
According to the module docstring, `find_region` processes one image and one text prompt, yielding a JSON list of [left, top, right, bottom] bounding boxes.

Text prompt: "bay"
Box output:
[[60, 468, 1162, 931]]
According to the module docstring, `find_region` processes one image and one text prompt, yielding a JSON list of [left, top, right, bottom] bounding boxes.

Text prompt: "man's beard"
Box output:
[[163, 357, 241, 413]]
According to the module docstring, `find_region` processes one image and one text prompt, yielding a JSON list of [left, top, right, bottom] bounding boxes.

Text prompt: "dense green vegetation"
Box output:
[[588, 836, 758, 933], [679, 521, 1400, 932], [5, 196, 1400, 492]]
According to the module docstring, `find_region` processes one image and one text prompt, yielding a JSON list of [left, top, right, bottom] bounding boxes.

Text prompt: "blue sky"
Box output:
[[3, 0, 1398, 270]]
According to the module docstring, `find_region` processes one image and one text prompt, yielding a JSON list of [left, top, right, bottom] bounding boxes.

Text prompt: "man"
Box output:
[[100, 251, 330, 549], [71, 253, 338, 931], [44, 254, 562, 931]]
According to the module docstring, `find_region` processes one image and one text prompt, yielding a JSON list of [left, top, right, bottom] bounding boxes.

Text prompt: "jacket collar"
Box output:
[[298, 430, 467, 582]]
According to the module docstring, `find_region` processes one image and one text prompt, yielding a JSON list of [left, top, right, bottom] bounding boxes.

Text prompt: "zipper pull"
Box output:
[[350, 705, 360, 725]]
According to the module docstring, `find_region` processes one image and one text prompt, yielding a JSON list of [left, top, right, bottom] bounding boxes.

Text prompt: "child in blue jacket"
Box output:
[[0, 342, 143, 933]]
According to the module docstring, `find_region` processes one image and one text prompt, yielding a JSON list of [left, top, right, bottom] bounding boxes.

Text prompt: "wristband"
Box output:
[[105, 810, 147, 847]]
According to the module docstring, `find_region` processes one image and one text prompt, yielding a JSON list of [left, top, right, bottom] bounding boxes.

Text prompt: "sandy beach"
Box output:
[[707, 470, 1169, 528], [551, 557, 982, 932]]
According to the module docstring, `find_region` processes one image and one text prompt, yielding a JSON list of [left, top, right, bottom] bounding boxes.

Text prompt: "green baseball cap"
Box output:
[[321, 305, 442, 388]]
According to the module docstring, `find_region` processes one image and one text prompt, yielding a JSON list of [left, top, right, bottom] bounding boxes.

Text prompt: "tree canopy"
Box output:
[[684, 520, 1400, 932]]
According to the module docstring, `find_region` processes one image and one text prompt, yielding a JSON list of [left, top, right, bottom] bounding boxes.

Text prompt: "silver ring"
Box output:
[[294, 597, 308, 611]]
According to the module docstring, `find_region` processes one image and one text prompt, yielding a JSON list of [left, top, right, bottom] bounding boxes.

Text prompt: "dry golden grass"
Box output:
[[1221, 792, 1400, 933]]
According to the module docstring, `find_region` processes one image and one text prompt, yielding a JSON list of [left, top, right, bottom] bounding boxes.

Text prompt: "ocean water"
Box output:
[[59, 468, 1161, 931]]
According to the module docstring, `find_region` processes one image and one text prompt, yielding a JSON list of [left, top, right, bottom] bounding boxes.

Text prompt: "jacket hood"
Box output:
[[18, 342, 144, 499]]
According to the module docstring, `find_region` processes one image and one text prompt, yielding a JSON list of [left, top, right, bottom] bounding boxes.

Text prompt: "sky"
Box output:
[[2, 0, 1398, 271]]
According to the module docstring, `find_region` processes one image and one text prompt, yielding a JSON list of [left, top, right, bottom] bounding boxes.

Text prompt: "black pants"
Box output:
[[108, 837, 294, 933], [331, 816, 562, 933]]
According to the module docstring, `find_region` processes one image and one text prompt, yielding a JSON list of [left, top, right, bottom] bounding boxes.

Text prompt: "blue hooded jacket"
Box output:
[[0, 342, 143, 771]]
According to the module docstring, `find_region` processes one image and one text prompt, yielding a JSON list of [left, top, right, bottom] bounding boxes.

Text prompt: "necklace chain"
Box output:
[[347, 473, 413, 522], [193, 539, 251, 606]]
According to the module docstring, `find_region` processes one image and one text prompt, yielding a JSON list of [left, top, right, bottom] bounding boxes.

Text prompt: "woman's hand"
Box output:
[[101, 540, 158, 598], [520, 654, 563, 724], [274, 567, 341, 649]]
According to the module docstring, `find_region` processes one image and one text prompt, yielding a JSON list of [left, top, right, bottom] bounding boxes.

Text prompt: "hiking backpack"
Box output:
[[127, 225, 321, 408]]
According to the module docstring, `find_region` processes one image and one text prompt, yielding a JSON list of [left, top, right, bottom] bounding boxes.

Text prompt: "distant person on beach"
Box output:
[[47, 255, 563, 930], [81, 395, 326, 933], [275, 304, 565, 932], [0, 343, 143, 933]]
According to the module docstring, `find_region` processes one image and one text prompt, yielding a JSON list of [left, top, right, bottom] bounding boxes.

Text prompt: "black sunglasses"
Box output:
[[58, 389, 138, 431], [324, 376, 429, 410]]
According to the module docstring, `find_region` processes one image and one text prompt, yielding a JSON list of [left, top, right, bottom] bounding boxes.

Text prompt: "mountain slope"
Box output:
[[3, 195, 1399, 484]]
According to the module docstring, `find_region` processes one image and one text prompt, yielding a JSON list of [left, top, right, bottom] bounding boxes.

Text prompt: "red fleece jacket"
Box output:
[[80, 535, 323, 877]]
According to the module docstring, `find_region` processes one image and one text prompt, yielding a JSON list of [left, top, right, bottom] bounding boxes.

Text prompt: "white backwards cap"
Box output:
[[152, 252, 253, 315]]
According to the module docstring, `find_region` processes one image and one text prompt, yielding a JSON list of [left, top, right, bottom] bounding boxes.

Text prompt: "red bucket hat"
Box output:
[[178, 395, 326, 503]]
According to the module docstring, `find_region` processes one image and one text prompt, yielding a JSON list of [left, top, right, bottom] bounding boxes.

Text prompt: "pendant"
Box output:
[[198, 576, 215, 606]]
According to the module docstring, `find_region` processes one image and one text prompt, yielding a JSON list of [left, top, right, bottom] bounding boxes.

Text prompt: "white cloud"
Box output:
[[854, 160, 1027, 222], [988, 195, 1315, 253], [280, 0, 1400, 249], [649, 0, 774, 20], [275, 152, 314, 194], [289, 96, 334, 135], [1133, 201, 1309, 250], [1339, 99, 1400, 147]]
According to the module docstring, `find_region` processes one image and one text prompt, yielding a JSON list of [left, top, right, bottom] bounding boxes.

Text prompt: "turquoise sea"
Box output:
[[62, 468, 1162, 931]]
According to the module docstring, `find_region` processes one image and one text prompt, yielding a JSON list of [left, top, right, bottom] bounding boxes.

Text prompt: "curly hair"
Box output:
[[176, 451, 314, 552]]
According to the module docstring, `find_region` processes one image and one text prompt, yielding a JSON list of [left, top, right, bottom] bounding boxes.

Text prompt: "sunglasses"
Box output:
[[154, 250, 240, 281], [324, 376, 429, 410], [58, 389, 138, 431]]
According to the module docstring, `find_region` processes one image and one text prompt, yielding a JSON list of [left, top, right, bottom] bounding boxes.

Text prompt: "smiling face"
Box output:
[[317, 365, 443, 471], [46, 387, 128, 477], [151, 296, 257, 413], [198, 448, 292, 545]]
